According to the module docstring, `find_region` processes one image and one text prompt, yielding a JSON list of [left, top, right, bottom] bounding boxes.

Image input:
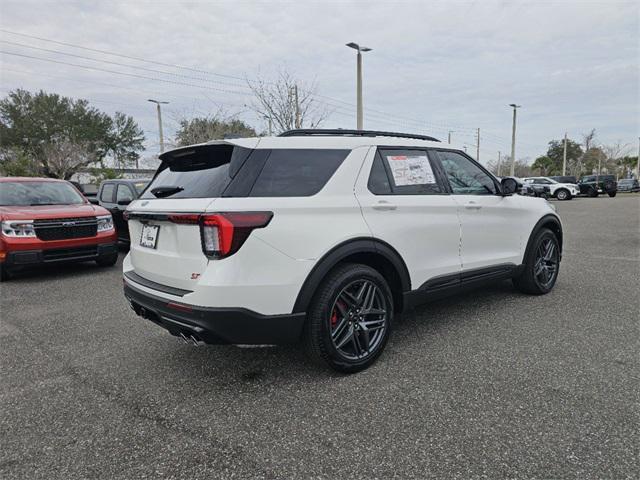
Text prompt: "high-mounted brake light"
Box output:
[[166, 212, 273, 259]]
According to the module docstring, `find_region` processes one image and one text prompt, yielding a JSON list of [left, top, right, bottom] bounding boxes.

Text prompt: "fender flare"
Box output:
[[292, 237, 411, 314], [524, 214, 563, 261]]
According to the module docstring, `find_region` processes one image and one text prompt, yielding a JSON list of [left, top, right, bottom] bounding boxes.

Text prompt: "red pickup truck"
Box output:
[[0, 177, 118, 281]]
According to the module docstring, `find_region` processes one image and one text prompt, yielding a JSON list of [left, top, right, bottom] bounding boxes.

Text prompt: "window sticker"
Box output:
[[386, 155, 436, 186]]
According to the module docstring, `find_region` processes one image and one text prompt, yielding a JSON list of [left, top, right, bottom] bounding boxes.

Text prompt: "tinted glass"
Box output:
[[249, 149, 349, 197], [368, 152, 392, 194], [101, 183, 115, 202], [0, 181, 85, 206], [378, 149, 442, 194], [116, 184, 134, 202], [438, 151, 496, 195], [141, 144, 239, 199], [132, 182, 149, 195]]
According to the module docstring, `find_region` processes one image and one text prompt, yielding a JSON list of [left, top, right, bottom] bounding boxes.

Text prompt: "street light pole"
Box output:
[[346, 42, 372, 130], [448, 130, 453, 144], [637, 136, 640, 179], [509, 103, 521, 176], [563, 132, 568, 176], [148, 99, 169, 154]]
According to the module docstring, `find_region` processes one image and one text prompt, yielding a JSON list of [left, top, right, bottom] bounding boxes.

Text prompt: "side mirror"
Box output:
[[500, 177, 519, 196], [89, 198, 100, 205], [117, 199, 132, 206]]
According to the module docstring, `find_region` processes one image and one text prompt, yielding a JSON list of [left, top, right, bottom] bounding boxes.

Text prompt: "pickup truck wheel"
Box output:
[[303, 263, 393, 373], [608, 191, 617, 198], [0, 264, 10, 282], [96, 252, 118, 267], [513, 228, 560, 295], [555, 189, 570, 201], [587, 187, 598, 197]]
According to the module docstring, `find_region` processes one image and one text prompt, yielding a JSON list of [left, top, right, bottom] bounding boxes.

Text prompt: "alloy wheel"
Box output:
[[534, 238, 559, 289], [329, 279, 388, 360]]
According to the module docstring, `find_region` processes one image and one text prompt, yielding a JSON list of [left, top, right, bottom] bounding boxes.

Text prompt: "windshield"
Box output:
[[0, 181, 85, 206], [132, 182, 149, 195], [619, 179, 633, 184], [544, 177, 558, 184]]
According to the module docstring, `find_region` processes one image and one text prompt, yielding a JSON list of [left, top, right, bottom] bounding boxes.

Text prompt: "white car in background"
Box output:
[[522, 176, 579, 200]]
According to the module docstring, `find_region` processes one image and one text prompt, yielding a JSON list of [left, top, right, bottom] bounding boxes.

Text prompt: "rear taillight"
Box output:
[[168, 212, 273, 259]]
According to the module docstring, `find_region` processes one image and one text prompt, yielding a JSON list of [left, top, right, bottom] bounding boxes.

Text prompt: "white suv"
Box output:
[[522, 176, 579, 200], [123, 129, 563, 372]]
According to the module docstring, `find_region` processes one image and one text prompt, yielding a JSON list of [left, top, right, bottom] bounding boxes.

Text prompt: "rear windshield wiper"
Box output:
[[150, 186, 184, 198]]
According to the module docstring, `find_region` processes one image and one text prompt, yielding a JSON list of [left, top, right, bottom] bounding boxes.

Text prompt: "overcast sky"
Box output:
[[0, 0, 638, 165]]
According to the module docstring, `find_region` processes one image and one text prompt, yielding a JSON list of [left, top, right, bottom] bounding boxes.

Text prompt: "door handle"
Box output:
[[464, 201, 482, 210], [373, 201, 397, 211]]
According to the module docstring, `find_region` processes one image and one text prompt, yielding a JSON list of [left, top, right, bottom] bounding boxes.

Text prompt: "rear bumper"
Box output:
[[123, 282, 306, 345], [3, 242, 117, 268]]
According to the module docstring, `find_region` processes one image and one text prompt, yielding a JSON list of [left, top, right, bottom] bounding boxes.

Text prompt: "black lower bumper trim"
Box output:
[[123, 282, 306, 345], [4, 243, 117, 268]]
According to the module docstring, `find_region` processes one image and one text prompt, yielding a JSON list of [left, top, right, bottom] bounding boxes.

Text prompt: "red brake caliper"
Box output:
[[331, 301, 345, 327]]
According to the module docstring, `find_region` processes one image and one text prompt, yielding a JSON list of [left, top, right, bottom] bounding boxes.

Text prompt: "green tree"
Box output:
[[104, 112, 145, 168], [531, 155, 555, 175], [0, 89, 145, 178], [174, 116, 257, 146], [541, 139, 583, 176]]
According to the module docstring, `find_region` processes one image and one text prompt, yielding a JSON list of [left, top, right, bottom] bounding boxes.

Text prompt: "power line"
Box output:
[[0, 50, 251, 96], [0, 40, 252, 90]]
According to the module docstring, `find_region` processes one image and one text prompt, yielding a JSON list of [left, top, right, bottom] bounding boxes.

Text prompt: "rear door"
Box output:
[[126, 140, 258, 290], [434, 150, 523, 271], [355, 147, 461, 289], [114, 183, 134, 241]]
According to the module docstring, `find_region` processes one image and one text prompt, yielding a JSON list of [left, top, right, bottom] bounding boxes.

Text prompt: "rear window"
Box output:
[[0, 181, 85, 206], [248, 149, 349, 197], [100, 183, 115, 202], [141, 145, 249, 199]]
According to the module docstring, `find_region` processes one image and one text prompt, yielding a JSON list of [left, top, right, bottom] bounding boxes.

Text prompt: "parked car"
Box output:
[[0, 177, 118, 281], [617, 178, 640, 192], [122, 129, 563, 373], [577, 174, 617, 197], [522, 176, 579, 200], [549, 175, 578, 184], [96, 179, 150, 243], [520, 182, 551, 198]]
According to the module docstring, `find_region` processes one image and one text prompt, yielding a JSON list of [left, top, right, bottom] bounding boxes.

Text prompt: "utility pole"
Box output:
[[509, 104, 521, 176], [448, 130, 453, 144], [497, 151, 501, 176], [263, 116, 273, 136], [346, 43, 371, 130], [563, 132, 568, 176], [476, 128, 480, 162], [148, 99, 169, 155], [637, 136, 640, 179], [294, 85, 301, 129]]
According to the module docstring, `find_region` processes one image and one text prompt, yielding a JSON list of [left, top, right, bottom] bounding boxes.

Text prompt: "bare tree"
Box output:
[[601, 142, 631, 177], [486, 155, 532, 177], [247, 69, 329, 133], [43, 139, 97, 179]]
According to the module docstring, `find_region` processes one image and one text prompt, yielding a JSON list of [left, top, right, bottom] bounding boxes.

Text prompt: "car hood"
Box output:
[[0, 203, 109, 220]]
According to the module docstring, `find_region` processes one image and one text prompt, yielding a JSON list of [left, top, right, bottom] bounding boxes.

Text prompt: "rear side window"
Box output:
[[141, 145, 251, 199], [377, 149, 442, 194], [249, 149, 349, 197], [100, 183, 115, 202]]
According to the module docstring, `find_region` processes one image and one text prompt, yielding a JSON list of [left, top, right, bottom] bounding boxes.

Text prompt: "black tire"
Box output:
[[608, 191, 617, 198], [555, 189, 571, 201], [303, 263, 393, 373], [513, 228, 560, 295], [95, 252, 118, 267], [588, 187, 599, 197], [0, 264, 10, 282]]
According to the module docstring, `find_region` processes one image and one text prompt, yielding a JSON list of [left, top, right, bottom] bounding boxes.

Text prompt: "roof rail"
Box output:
[[278, 129, 440, 142]]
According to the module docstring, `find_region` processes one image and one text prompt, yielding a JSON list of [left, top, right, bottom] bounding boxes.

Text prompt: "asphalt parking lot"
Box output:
[[1, 195, 638, 479]]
